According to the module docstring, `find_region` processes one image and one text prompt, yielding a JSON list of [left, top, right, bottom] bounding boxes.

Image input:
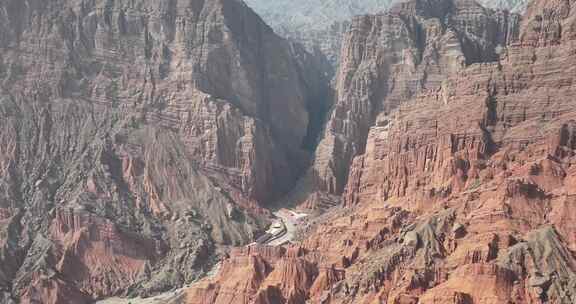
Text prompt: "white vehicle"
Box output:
[[268, 221, 286, 236]]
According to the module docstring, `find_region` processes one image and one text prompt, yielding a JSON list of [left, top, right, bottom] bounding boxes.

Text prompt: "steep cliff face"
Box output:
[[0, 0, 319, 203], [185, 246, 320, 304], [186, 0, 576, 303], [308, 0, 521, 204], [0, 0, 324, 302]]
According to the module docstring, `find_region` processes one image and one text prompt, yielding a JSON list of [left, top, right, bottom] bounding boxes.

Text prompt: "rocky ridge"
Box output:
[[184, 0, 576, 303], [245, 0, 528, 69], [244, 0, 395, 67], [303, 0, 522, 209], [0, 0, 327, 302]]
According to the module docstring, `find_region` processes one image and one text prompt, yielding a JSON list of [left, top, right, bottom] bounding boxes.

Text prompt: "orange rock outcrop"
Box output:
[[185, 0, 576, 303]]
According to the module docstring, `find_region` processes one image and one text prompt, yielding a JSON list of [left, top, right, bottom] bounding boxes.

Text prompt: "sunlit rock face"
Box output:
[[245, 0, 529, 212], [303, 0, 521, 208], [185, 0, 576, 303], [0, 0, 327, 302]]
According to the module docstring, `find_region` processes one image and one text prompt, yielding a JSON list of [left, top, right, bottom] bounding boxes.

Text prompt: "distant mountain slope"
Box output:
[[244, 0, 395, 31], [245, 0, 528, 67], [245, 0, 526, 30], [480, 0, 528, 12]]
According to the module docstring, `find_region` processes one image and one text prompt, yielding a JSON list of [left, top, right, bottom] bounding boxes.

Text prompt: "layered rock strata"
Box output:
[[0, 0, 325, 302], [304, 0, 521, 208], [185, 0, 576, 303], [245, 0, 527, 69]]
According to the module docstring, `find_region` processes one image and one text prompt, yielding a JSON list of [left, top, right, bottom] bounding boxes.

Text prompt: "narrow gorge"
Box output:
[[185, 0, 576, 303], [4, 0, 576, 304], [0, 0, 329, 302]]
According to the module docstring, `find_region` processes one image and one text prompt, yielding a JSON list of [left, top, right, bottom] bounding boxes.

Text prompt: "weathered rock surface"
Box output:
[[0, 0, 326, 302], [185, 246, 319, 304], [307, 0, 521, 206], [245, 0, 528, 69], [185, 0, 576, 303]]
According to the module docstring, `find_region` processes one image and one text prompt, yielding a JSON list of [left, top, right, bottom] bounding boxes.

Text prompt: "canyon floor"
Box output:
[[2, 0, 575, 303]]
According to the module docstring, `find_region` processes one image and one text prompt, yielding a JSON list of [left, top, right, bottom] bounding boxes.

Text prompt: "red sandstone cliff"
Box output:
[[185, 0, 576, 303], [290, 0, 521, 211], [0, 0, 326, 302]]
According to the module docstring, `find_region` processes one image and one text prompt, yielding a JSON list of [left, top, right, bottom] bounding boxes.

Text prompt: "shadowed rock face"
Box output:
[[0, 0, 328, 302], [185, 0, 576, 303], [0, 0, 323, 204]]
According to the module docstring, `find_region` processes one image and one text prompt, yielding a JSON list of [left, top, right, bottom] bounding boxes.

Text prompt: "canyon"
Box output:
[[0, 0, 327, 303], [183, 0, 576, 303], [0, 0, 575, 303]]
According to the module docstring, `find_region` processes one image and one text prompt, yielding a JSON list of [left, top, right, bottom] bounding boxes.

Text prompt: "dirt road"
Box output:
[[267, 209, 306, 246]]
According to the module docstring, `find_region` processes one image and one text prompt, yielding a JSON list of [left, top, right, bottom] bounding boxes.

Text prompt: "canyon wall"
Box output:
[[304, 0, 521, 208], [0, 0, 325, 302], [185, 0, 576, 303]]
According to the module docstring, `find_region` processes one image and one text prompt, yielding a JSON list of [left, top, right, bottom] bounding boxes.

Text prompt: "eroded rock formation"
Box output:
[[185, 0, 576, 303], [296, 0, 521, 210], [245, 0, 527, 69], [0, 0, 326, 302]]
